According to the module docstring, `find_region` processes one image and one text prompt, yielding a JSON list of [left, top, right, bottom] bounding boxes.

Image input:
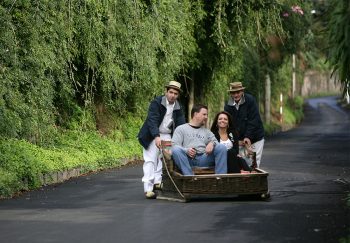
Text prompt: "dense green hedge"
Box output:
[[0, 113, 142, 198], [0, 0, 309, 142], [327, 0, 350, 93], [0, 0, 205, 143]]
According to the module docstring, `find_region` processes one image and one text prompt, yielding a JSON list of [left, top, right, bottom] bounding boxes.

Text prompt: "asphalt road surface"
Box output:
[[0, 96, 349, 243]]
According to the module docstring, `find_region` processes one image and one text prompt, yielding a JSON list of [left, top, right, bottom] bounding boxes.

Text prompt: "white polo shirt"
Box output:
[[159, 99, 175, 134]]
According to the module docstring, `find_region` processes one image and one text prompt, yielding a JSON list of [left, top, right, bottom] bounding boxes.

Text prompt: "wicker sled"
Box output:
[[156, 142, 270, 202]]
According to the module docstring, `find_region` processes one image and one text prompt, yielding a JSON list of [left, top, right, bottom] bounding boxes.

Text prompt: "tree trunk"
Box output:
[[292, 54, 296, 98], [265, 74, 271, 124], [188, 79, 194, 122]]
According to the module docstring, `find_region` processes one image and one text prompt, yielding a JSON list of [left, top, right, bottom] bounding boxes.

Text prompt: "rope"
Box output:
[[160, 149, 185, 199]]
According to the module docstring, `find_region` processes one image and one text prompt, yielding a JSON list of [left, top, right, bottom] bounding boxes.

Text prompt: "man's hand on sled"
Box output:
[[243, 137, 251, 146], [155, 136, 162, 148], [243, 138, 253, 153]]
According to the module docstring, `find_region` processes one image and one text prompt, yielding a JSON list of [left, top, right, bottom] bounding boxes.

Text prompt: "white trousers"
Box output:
[[142, 133, 171, 192], [250, 138, 264, 168]]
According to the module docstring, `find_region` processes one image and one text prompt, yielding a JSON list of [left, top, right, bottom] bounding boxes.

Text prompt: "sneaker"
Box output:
[[153, 183, 162, 191], [145, 191, 156, 199]]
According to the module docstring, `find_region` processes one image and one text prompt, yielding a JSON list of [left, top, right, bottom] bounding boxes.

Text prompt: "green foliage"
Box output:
[[304, 51, 329, 71], [190, 0, 290, 116], [283, 96, 304, 124], [0, 138, 45, 195], [327, 0, 350, 93], [282, 107, 297, 125], [0, 1, 68, 143], [0, 115, 142, 198], [339, 236, 350, 243], [0, 169, 22, 198], [116, 114, 144, 140], [243, 47, 263, 100], [0, 0, 312, 139], [273, 56, 293, 98], [280, 3, 311, 54], [0, 0, 202, 142], [264, 122, 281, 136]]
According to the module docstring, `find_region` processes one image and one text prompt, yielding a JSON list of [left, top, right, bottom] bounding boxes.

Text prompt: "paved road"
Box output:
[[0, 96, 349, 243]]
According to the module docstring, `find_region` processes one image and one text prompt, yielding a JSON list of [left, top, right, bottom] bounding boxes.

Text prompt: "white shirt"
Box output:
[[233, 94, 246, 110], [159, 99, 175, 134], [220, 138, 233, 150]]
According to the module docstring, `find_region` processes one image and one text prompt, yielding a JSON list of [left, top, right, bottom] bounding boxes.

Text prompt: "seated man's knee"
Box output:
[[171, 145, 183, 155]]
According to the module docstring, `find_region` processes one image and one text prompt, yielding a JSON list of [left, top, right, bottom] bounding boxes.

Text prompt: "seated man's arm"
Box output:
[[205, 130, 219, 155], [171, 126, 186, 152], [172, 125, 195, 158], [171, 125, 195, 175]]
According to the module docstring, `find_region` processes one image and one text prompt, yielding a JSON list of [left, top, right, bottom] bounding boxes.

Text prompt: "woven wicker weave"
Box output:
[[158, 148, 269, 202]]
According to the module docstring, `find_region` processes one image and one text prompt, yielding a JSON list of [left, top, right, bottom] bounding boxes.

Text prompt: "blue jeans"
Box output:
[[172, 144, 227, 175]]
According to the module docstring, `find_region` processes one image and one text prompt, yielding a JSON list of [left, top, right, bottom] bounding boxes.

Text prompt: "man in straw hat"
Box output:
[[224, 82, 265, 167], [138, 81, 186, 199]]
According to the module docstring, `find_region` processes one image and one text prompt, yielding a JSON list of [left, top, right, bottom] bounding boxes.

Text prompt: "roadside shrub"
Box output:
[[264, 122, 281, 136], [0, 118, 142, 198], [0, 169, 22, 198], [287, 96, 304, 123]]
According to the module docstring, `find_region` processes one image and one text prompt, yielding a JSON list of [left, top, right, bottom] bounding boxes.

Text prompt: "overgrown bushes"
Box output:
[[0, 0, 203, 143], [0, 113, 142, 198]]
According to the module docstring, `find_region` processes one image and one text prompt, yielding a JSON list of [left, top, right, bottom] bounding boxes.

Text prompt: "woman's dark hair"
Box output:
[[210, 111, 236, 134]]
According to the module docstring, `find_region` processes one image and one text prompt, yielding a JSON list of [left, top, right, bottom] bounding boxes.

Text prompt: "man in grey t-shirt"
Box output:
[[172, 104, 227, 175]]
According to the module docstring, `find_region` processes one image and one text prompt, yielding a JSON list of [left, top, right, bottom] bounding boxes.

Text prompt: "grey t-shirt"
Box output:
[[172, 123, 218, 154]]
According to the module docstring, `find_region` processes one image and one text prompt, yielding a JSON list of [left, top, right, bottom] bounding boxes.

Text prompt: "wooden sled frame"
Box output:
[[156, 146, 270, 202]]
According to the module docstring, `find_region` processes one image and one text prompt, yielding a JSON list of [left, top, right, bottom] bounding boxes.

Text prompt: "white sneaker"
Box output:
[[153, 183, 162, 191], [145, 191, 156, 199]]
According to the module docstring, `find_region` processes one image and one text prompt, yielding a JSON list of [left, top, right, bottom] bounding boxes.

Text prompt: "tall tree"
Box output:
[[327, 0, 350, 94]]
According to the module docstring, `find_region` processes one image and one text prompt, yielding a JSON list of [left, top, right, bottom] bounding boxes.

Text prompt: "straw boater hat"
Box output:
[[165, 80, 182, 92], [228, 82, 245, 92]]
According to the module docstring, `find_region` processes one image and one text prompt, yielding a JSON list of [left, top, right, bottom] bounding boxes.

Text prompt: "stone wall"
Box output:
[[301, 70, 341, 97]]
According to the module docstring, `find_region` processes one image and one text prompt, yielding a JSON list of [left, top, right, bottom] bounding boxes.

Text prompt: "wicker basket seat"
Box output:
[[158, 148, 270, 202]]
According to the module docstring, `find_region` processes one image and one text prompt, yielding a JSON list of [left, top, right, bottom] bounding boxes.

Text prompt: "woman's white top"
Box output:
[[220, 138, 233, 150]]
